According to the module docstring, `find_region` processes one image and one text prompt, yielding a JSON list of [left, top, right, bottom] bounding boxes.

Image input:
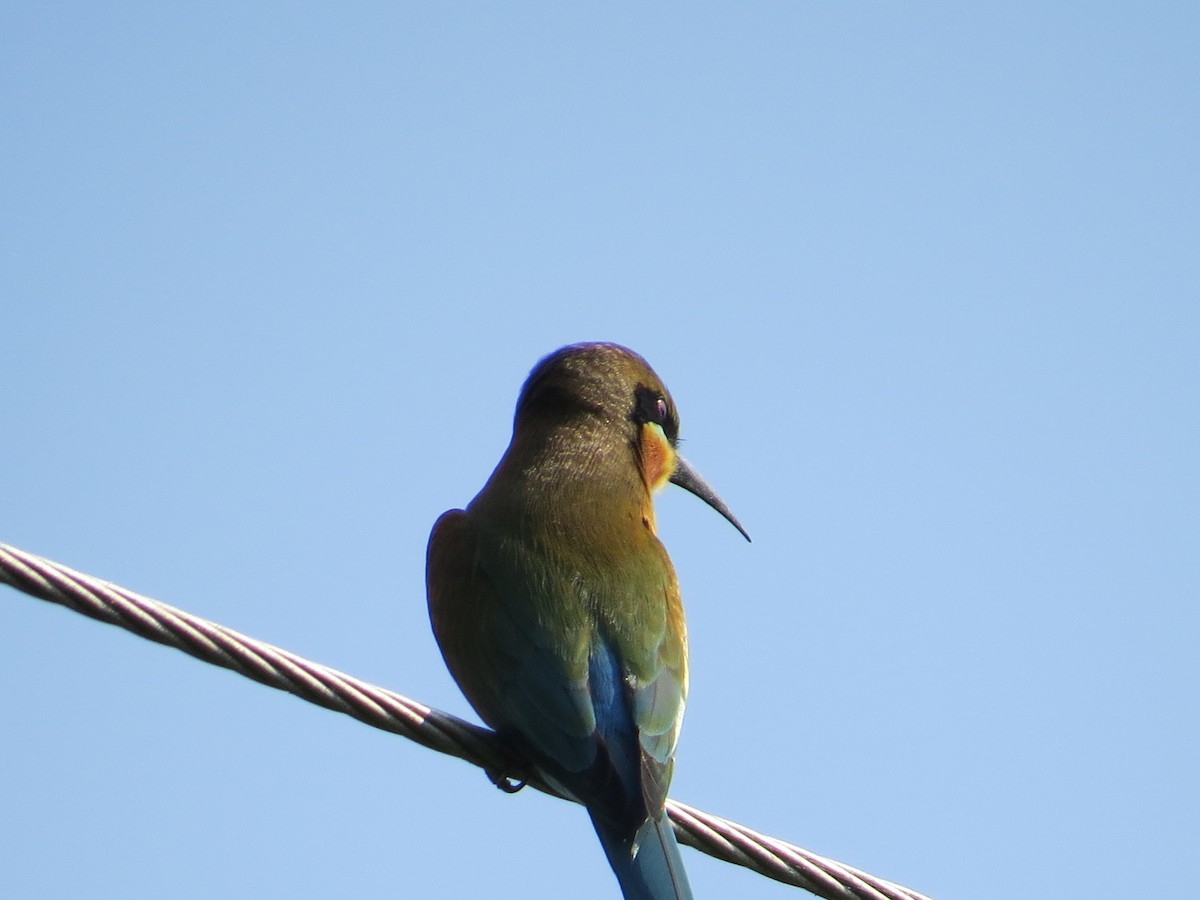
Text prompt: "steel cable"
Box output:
[[1, 541, 934, 900]]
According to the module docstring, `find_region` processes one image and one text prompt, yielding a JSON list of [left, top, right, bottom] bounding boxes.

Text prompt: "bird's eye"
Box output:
[[639, 393, 668, 424], [632, 386, 675, 437]]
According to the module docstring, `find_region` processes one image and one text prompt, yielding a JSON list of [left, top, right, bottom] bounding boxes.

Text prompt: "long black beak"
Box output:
[[670, 456, 751, 542]]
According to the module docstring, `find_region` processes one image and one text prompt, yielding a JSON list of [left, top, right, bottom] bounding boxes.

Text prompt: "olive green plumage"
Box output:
[[428, 343, 746, 900]]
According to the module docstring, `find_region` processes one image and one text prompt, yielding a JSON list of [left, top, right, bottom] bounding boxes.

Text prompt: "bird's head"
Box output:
[[514, 342, 749, 541]]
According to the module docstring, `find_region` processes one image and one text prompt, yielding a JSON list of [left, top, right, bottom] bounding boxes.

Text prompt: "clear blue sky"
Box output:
[[3, 5, 1196, 899]]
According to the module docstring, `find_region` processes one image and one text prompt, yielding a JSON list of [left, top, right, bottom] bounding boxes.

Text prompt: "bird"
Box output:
[[426, 342, 748, 900]]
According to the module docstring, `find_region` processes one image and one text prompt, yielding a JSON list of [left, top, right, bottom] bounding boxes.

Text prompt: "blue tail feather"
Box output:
[[592, 810, 694, 900]]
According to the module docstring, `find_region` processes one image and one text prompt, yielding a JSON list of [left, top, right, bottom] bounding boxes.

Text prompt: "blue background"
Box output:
[[3, 4, 1196, 899]]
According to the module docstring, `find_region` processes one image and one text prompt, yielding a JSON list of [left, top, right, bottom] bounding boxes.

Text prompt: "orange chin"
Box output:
[[638, 422, 677, 493]]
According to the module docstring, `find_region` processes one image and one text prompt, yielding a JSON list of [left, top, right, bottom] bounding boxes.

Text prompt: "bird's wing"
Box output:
[[427, 509, 599, 777], [594, 552, 688, 816], [428, 510, 687, 819]]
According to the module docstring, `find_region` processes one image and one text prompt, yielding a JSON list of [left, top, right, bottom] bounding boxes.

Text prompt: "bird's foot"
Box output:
[[485, 768, 528, 794]]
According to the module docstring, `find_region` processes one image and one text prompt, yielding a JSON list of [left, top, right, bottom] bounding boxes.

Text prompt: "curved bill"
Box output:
[[669, 455, 751, 542]]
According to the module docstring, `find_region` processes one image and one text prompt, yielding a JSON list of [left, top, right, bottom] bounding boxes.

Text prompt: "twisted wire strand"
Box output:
[[0, 541, 934, 900]]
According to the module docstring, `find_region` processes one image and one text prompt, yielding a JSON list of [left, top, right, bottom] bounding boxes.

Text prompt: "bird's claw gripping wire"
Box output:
[[486, 768, 528, 794]]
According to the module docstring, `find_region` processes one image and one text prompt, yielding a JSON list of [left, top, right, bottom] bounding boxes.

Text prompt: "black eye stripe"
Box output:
[[632, 385, 678, 442]]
